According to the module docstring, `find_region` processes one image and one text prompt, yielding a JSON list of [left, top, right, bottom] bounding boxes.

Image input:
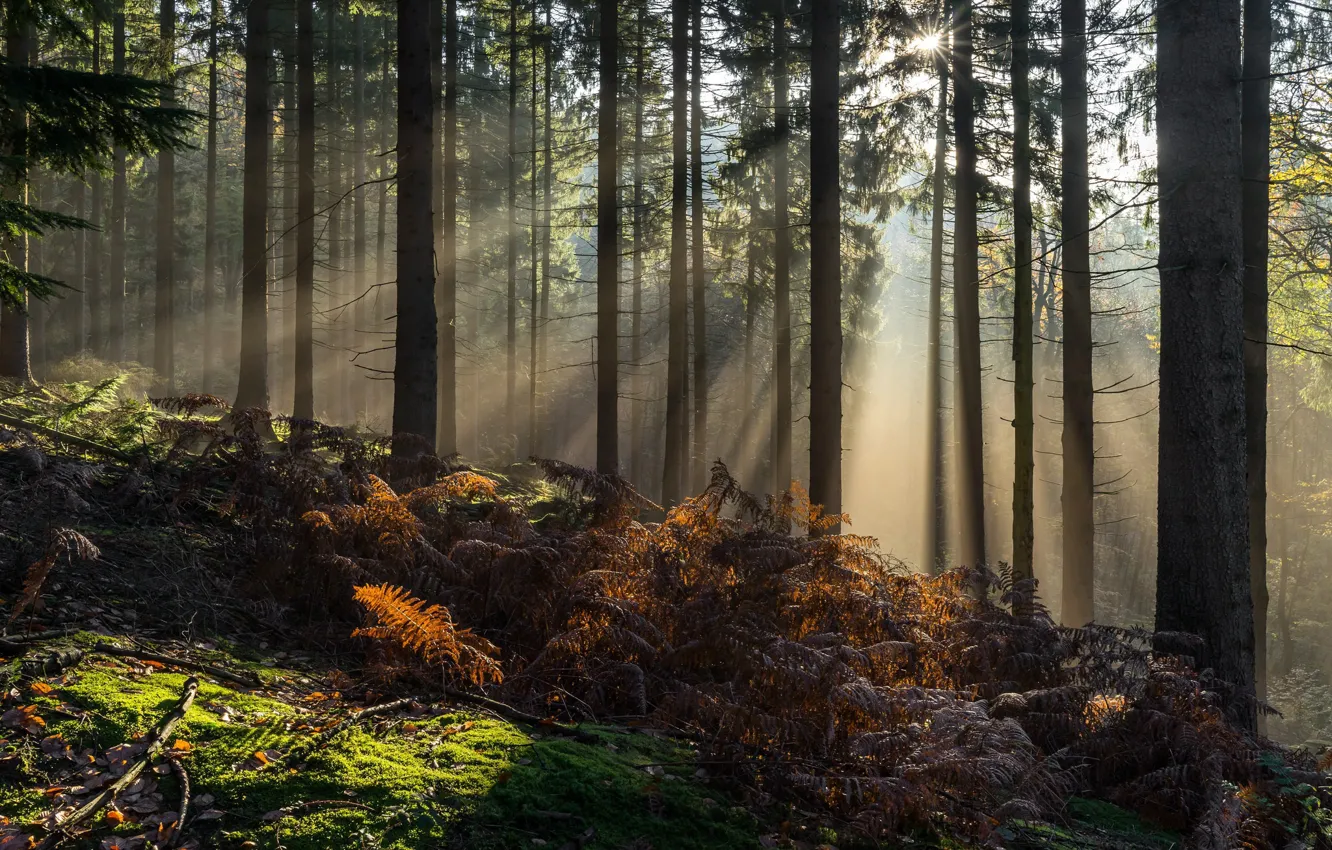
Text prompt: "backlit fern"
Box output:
[[352, 583, 503, 687]]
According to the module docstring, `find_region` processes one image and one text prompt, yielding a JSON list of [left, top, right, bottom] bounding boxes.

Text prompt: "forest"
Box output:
[[1, 0, 1330, 846]]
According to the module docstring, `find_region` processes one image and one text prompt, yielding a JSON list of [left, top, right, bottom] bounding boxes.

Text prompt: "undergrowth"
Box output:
[[2, 390, 1331, 849]]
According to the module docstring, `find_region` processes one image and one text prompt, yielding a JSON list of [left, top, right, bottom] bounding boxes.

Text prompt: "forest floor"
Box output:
[[0, 374, 1287, 848]]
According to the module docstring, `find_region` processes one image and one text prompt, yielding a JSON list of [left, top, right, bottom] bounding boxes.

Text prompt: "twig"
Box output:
[[39, 677, 199, 849], [443, 688, 599, 744], [0, 627, 81, 650], [169, 756, 191, 848], [0, 412, 133, 461], [293, 697, 421, 757], [94, 642, 264, 689]]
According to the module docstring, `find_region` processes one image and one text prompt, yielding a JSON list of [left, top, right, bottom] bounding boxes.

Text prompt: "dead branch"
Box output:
[[0, 412, 133, 462], [39, 676, 199, 849], [168, 756, 191, 848], [94, 642, 264, 689]]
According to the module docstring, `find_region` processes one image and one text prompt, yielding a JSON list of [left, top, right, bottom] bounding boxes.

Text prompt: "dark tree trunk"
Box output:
[[539, 0, 554, 459], [772, 0, 791, 497], [88, 20, 104, 356], [110, 3, 126, 362], [1155, 0, 1254, 731], [629, 3, 646, 485], [438, 0, 458, 454], [234, 0, 270, 410], [202, 0, 219, 393], [393, 0, 438, 451], [294, 0, 315, 419], [376, 15, 392, 420], [1011, 0, 1034, 591], [327, 0, 344, 420], [74, 165, 87, 354], [506, 1, 518, 452], [528, 12, 539, 455], [925, 6, 948, 572], [1, 17, 32, 382], [279, 3, 296, 409], [952, 0, 983, 563], [663, 0, 689, 503], [1061, 0, 1094, 624], [155, 0, 176, 394], [808, 0, 841, 527], [353, 11, 369, 423], [1242, 0, 1271, 713], [597, 0, 620, 474], [689, 0, 706, 491]]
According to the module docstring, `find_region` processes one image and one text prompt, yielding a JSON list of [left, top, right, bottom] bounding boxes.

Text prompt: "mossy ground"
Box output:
[[0, 642, 765, 850]]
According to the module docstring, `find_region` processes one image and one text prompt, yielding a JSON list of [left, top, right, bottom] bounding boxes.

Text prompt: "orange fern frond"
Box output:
[[352, 583, 502, 687], [6, 529, 99, 629]]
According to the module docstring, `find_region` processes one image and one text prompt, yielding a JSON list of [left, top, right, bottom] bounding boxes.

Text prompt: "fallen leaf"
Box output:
[[193, 809, 225, 822], [252, 750, 269, 765], [170, 740, 192, 753], [29, 682, 53, 696], [105, 810, 126, 825]]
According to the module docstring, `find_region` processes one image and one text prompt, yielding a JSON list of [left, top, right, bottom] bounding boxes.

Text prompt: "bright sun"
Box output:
[[914, 33, 942, 52]]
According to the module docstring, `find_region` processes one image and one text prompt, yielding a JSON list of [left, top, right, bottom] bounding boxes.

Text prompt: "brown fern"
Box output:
[[6, 528, 99, 629], [352, 584, 502, 687]]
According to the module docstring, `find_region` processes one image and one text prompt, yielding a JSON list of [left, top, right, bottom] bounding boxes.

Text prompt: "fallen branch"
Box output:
[[292, 697, 421, 758], [0, 627, 81, 649], [168, 756, 191, 848], [0, 412, 133, 462], [94, 642, 264, 689], [39, 676, 199, 849], [443, 688, 599, 744], [558, 827, 597, 850]]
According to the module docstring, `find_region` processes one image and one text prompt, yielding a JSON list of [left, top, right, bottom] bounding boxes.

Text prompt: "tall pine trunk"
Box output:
[[438, 0, 458, 453], [88, 20, 104, 356], [772, 0, 791, 496], [109, 3, 126, 363], [279, 6, 296, 410], [663, 0, 689, 503], [1155, 0, 1254, 731], [1, 16, 32, 382], [294, 0, 316, 419], [1011, 0, 1034, 589], [327, 0, 345, 420], [528, 13, 539, 455], [393, 0, 438, 451], [506, 2, 519, 452], [953, 0, 984, 563], [1060, 0, 1094, 623], [235, 0, 270, 410], [353, 12, 369, 423], [1242, 0, 1271, 714], [925, 7, 948, 571], [597, 0, 620, 473], [539, 0, 554, 457], [689, 0, 706, 491], [629, 4, 646, 486], [202, 0, 219, 393], [155, 0, 176, 393], [808, 0, 841, 527]]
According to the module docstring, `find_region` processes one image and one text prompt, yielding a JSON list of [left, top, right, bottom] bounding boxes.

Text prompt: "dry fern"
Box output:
[[352, 583, 502, 687], [6, 528, 99, 630]]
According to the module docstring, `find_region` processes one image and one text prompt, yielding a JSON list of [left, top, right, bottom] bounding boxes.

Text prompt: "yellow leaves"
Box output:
[[252, 750, 270, 765], [170, 739, 193, 753]]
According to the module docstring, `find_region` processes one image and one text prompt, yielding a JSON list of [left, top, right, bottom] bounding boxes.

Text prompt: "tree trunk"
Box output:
[[437, 0, 458, 453], [952, 0, 983, 563], [393, 0, 438, 451], [234, 0, 270, 410], [376, 15, 392, 422], [772, 0, 791, 497], [0, 17, 32, 382], [74, 164, 87, 354], [202, 0, 219, 393], [689, 0, 706, 491], [663, 0, 689, 503], [1242, 0, 1271, 715], [629, 2, 646, 486], [88, 20, 104, 356], [109, 2, 126, 363], [539, 0, 553, 458], [155, 0, 176, 394], [1155, 0, 1254, 730], [1061, 0, 1094, 624], [294, 0, 315, 419], [327, 0, 344, 421], [506, 1, 519, 453], [528, 12, 539, 456], [1011, 0, 1034, 592], [597, 0, 620, 474], [279, 4, 296, 409], [925, 10, 949, 572], [808, 0, 842, 528], [353, 11, 369, 424]]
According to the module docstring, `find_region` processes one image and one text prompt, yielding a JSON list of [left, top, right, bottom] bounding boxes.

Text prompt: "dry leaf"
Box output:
[[170, 740, 192, 753], [105, 809, 126, 825], [29, 682, 53, 696]]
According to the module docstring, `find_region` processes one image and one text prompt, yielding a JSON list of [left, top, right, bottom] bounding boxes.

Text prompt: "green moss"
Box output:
[[5, 658, 762, 850]]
